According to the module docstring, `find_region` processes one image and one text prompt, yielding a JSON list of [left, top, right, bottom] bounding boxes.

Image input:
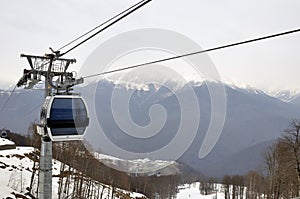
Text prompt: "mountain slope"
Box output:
[[1, 81, 299, 177], [0, 138, 147, 199], [179, 84, 298, 177]]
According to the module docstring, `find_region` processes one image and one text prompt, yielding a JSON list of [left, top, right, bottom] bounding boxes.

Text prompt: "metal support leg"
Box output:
[[38, 136, 52, 199]]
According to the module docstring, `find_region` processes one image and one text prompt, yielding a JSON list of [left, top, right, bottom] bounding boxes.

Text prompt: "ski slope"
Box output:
[[176, 183, 225, 199]]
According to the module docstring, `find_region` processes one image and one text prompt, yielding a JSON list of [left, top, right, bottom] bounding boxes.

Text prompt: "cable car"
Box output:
[[40, 95, 89, 142], [1, 130, 7, 138]]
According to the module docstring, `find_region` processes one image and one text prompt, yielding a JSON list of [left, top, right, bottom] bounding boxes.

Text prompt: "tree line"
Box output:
[[262, 119, 300, 198], [202, 119, 300, 199]]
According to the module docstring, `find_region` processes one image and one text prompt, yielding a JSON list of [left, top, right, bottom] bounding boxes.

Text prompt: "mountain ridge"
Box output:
[[0, 80, 299, 177]]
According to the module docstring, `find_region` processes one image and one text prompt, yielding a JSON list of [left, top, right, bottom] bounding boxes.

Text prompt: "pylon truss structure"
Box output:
[[17, 54, 83, 94]]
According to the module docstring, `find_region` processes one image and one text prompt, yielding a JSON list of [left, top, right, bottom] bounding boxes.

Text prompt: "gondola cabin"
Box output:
[[1, 130, 7, 138], [40, 95, 89, 142]]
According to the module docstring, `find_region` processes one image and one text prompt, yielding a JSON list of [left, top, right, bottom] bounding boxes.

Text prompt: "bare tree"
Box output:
[[222, 175, 231, 199], [282, 119, 300, 197], [262, 120, 300, 199]]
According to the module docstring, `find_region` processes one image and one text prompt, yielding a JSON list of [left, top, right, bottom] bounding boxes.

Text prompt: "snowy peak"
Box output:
[[0, 79, 294, 101], [271, 90, 299, 102], [226, 83, 266, 96]]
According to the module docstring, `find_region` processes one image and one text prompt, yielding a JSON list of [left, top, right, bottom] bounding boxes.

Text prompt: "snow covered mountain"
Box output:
[[270, 90, 300, 102], [0, 81, 300, 177], [269, 89, 300, 106]]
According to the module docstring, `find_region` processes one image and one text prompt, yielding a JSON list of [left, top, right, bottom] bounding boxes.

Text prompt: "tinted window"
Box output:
[[49, 98, 88, 136], [50, 98, 87, 122]]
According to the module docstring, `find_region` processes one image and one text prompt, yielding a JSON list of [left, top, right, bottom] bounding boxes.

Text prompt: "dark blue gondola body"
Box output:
[[41, 95, 89, 141]]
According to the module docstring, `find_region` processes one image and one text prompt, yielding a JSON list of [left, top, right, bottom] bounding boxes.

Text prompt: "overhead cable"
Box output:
[[60, 0, 152, 57], [82, 28, 300, 79], [57, 0, 150, 51]]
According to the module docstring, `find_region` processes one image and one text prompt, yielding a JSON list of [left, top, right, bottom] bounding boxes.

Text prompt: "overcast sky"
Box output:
[[1, 0, 300, 92]]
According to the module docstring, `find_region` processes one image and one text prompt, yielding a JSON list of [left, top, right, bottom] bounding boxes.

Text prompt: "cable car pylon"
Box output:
[[15, 1, 152, 198], [17, 52, 88, 199]]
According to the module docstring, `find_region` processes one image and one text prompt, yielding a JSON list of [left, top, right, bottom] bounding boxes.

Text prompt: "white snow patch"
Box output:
[[0, 137, 15, 146], [0, 147, 35, 197], [176, 182, 225, 199], [0, 146, 147, 198], [94, 152, 180, 175]]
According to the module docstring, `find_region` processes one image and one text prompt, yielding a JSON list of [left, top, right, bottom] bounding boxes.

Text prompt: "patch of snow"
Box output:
[[130, 192, 146, 198], [94, 152, 180, 175], [0, 138, 15, 146], [176, 182, 225, 199], [0, 146, 147, 198], [268, 89, 300, 102], [0, 147, 35, 197], [227, 83, 266, 95]]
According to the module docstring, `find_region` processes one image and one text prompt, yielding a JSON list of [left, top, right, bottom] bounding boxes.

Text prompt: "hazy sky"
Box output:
[[1, 0, 300, 92]]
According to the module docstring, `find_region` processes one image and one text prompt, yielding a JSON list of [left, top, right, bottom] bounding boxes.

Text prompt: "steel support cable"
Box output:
[[0, 85, 17, 112], [82, 28, 300, 79], [60, 0, 152, 57], [3, 0, 151, 111], [23, 102, 44, 116], [3, 27, 299, 111], [57, 0, 149, 51]]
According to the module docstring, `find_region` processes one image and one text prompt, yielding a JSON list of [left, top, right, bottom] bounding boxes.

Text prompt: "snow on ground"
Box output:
[[94, 152, 180, 176], [176, 182, 225, 199], [0, 146, 67, 198], [130, 192, 146, 198], [0, 145, 147, 198], [0, 146, 62, 198], [0, 137, 15, 146], [1, 140, 226, 199], [0, 146, 37, 197]]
